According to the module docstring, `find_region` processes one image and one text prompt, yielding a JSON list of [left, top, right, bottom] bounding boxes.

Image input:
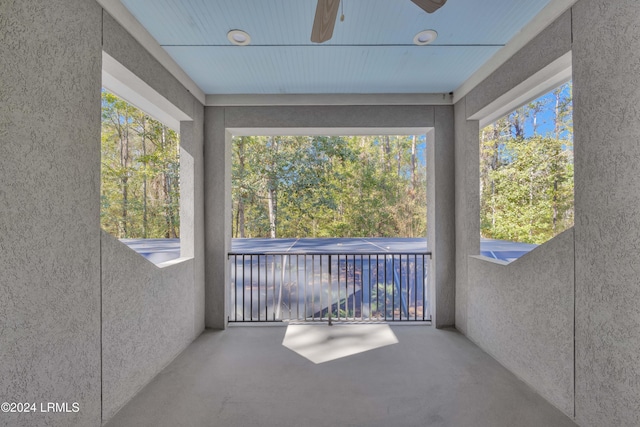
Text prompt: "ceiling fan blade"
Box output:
[[411, 0, 447, 14], [311, 0, 341, 43]]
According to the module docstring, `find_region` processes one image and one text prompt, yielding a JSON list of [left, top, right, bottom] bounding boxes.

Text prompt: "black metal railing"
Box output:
[[228, 252, 431, 323]]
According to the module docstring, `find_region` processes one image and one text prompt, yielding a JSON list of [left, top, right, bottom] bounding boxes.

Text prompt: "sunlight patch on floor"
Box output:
[[282, 324, 399, 364]]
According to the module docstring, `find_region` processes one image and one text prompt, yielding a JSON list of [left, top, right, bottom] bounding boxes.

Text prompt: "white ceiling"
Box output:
[[117, 0, 559, 96]]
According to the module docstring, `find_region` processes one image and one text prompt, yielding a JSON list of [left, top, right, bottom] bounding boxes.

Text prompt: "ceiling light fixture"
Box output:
[[227, 29, 251, 46], [413, 30, 437, 45]]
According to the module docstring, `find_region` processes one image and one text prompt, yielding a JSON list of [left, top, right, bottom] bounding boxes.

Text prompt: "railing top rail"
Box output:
[[228, 251, 432, 257]]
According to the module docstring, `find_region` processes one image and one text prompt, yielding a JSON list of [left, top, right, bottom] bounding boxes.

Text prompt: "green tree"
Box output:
[[231, 134, 427, 238], [101, 89, 180, 239], [479, 82, 574, 244]]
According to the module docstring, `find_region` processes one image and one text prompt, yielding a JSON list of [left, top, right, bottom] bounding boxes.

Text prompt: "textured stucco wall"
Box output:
[[101, 233, 196, 421], [1, 3, 205, 426], [453, 99, 480, 335], [0, 1, 103, 426], [100, 10, 206, 423], [454, 8, 575, 419], [181, 104, 206, 336], [431, 106, 456, 328], [205, 105, 456, 328], [467, 230, 575, 415], [573, 1, 640, 425], [204, 107, 231, 329]]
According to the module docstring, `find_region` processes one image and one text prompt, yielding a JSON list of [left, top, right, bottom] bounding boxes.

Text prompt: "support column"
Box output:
[[204, 107, 232, 329], [428, 106, 456, 328], [453, 98, 480, 334]]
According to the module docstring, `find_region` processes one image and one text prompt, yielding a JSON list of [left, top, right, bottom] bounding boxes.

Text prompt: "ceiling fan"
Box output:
[[311, 0, 448, 43]]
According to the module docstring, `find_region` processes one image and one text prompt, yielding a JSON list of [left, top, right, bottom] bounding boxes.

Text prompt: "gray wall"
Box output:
[[453, 98, 480, 335], [455, 8, 575, 418], [0, 3, 205, 426], [101, 12, 206, 424], [573, 1, 640, 426], [455, 1, 640, 424], [101, 233, 196, 421], [467, 230, 575, 415], [103, 9, 207, 338], [182, 104, 207, 336], [204, 105, 456, 329], [0, 1, 103, 426]]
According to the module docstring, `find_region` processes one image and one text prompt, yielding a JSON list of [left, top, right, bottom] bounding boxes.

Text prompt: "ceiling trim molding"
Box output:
[[452, 0, 577, 104], [226, 127, 431, 137], [206, 93, 453, 107], [96, 0, 206, 105]]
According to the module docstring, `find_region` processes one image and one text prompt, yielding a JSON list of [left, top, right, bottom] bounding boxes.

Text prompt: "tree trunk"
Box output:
[[554, 88, 562, 140], [237, 200, 245, 238], [396, 137, 402, 178], [142, 116, 148, 238], [267, 185, 277, 239], [553, 180, 558, 232], [552, 87, 563, 231], [120, 109, 130, 238], [161, 125, 177, 238], [237, 138, 246, 238], [266, 137, 278, 238], [411, 135, 417, 190], [383, 135, 391, 172]]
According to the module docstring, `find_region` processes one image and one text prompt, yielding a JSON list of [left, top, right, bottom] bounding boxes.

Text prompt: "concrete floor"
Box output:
[[105, 325, 577, 427]]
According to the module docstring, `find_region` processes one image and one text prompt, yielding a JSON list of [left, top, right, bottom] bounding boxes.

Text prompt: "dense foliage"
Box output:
[[101, 82, 571, 243], [101, 90, 180, 238], [480, 82, 574, 244], [232, 135, 427, 238]]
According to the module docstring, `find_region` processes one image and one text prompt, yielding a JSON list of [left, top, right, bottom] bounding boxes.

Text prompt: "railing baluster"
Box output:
[[242, 255, 245, 321], [271, 255, 275, 321], [344, 255, 347, 320], [337, 254, 341, 321], [368, 255, 372, 321], [312, 255, 315, 321], [258, 255, 269, 322], [328, 255, 332, 325], [422, 254, 426, 321], [232, 256, 236, 321], [413, 255, 418, 320], [320, 255, 323, 322], [392, 255, 395, 321], [376, 255, 380, 321], [288, 255, 292, 321], [400, 255, 403, 321], [352, 254, 356, 320], [401, 254, 405, 320], [360, 255, 364, 321], [384, 256, 387, 321]]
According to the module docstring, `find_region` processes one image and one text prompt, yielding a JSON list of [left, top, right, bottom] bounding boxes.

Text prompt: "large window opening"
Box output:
[[232, 135, 427, 239], [229, 133, 430, 323], [480, 81, 574, 262], [100, 88, 181, 263]]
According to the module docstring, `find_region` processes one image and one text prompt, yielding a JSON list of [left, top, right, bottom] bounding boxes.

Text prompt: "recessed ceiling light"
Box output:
[[413, 30, 437, 46], [227, 29, 251, 46]]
